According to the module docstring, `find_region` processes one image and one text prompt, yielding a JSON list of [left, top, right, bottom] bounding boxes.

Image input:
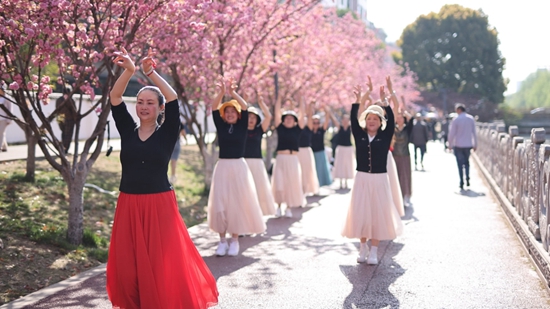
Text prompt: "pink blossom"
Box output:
[[9, 82, 19, 90]]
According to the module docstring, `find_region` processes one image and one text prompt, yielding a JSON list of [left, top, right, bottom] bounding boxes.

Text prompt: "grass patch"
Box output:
[[0, 145, 208, 305]]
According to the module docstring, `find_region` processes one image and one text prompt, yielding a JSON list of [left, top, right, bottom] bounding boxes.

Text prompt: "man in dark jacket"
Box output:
[[410, 113, 429, 170]]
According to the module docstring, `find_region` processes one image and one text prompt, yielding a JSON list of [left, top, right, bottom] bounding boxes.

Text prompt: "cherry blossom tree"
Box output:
[[0, 0, 171, 245]]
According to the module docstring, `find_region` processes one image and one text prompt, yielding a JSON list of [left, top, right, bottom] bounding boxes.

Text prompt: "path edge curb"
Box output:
[[473, 153, 550, 290], [0, 264, 106, 309]]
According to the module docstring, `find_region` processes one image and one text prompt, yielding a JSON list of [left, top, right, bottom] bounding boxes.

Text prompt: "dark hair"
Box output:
[[455, 103, 466, 112], [252, 113, 261, 127], [137, 86, 165, 106]]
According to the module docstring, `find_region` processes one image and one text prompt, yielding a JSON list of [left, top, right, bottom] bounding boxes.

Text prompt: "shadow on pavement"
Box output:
[[24, 274, 108, 309], [456, 189, 486, 198], [340, 241, 405, 309]]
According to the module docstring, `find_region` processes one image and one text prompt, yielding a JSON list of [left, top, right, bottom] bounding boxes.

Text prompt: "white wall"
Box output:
[[4, 94, 215, 144]]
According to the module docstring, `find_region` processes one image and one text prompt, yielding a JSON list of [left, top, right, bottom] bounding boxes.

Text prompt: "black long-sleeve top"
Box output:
[[112, 99, 180, 194], [276, 124, 302, 152], [351, 103, 395, 174], [311, 128, 326, 152], [335, 125, 352, 146], [244, 125, 264, 159], [299, 127, 312, 148], [213, 110, 249, 159]]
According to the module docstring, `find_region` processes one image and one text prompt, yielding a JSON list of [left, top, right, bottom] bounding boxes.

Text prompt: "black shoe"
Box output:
[[466, 179, 470, 187], [459, 182, 464, 190]]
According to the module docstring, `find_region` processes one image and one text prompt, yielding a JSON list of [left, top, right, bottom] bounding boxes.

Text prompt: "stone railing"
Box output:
[[476, 123, 550, 282]]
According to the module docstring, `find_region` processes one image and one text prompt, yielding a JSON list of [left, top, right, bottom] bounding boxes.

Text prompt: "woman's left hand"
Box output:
[[141, 48, 157, 75]]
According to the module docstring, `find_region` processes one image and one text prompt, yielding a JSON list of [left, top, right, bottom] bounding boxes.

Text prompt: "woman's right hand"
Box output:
[[112, 47, 135, 73], [216, 78, 226, 96]]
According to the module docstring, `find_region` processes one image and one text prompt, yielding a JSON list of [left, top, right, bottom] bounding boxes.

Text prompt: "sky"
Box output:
[[366, 0, 550, 95]]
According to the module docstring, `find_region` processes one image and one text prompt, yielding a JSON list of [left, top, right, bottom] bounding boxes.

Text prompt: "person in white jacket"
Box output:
[[0, 83, 13, 152]]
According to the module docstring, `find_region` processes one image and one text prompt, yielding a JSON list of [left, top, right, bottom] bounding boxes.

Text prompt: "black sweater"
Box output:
[[213, 110, 249, 159], [311, 128, 326, 152], [351, 103, 395, 174], [276, 124, 302, 152], [244, 125, 264, 159], [299, 127, 312, 148], [112, 99, 180, 194], [335, 125, 352, 146]]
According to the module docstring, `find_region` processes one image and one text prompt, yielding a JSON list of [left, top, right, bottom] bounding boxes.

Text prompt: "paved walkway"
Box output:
[[3, 142, 550, 308]]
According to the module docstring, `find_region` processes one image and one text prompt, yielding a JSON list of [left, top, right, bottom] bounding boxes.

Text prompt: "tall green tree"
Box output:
[[399, 4, 507, 103], [505, 69, 550, 109]]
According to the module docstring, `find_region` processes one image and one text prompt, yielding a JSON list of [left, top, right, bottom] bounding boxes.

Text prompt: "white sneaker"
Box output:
[[367, 246, 378, 265], [215, 241, 228, 256], [357, 243, 369, 263], [228, 241, 239, 256], [284, 208, 293, 218], [275, 208, 282, 218]]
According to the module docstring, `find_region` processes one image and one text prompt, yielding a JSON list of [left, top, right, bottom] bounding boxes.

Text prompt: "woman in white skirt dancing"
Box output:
[[329, 112, 355, 189], [297, 103, 320, 196], [342, 78, 403, 265], [272, 98, 307, 218], [208, 79, 266, 256], [244, 95, 276, 216]]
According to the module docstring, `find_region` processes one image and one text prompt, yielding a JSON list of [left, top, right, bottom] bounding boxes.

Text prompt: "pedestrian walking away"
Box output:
[[272, 97, 307, 218], [329, 111, 355, 189], [106, 47, 218, 309], [207, 78, 266, 257], [297, 110, 320, 196], [243, 95, 277, 216], [0, 83, 13, 152], [310, 103, 334, 187], [55, 86, 77, 154], [448, 103, 477, 190], [410, 113, 429, 170], [342, 76, 403, 265], [392, 95, 414, 206]]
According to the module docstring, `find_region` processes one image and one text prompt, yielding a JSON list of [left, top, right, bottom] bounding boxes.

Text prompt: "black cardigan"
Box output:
[[351, 103, 395, 173]]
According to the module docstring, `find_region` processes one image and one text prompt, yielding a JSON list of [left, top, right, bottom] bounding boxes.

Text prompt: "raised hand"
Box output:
[[386, 76, 394, 93], [378, 85, 388, 106], [353, 85, 361, 103], [228, 77, 238, 96], [112, 47, 135, 73], [141, 48, 157, 75], [366, 75, 373, 93], [215, 78, 226, 96]]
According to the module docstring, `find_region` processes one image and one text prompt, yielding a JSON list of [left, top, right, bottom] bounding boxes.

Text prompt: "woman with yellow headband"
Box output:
[[342, 76, 403, 265], [207, 79, 266, 257]]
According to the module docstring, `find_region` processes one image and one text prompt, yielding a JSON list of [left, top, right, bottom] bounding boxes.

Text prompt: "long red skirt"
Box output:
[[106, 191, 218, 309]]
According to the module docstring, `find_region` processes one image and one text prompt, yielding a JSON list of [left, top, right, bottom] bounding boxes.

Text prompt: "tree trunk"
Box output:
[[24, 127, 38, 182], [66, 161, 87, 246], [202, 141, 218, 191]]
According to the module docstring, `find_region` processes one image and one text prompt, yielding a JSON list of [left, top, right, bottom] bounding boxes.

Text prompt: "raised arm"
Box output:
[[358, 76, 373, 116], [274, 95, 282, 127], [110, 47, 135, 106], [298, 99, 306, 129], [142, 48, 177, 102], [321, 105, 330, 131], [212, 80, 226, 111], [386, 76, 399, 110], [307, 102, 314, 130], [258, 95, 272, 132], [228, 78, 248, 111], [328, 107, 340, 129]]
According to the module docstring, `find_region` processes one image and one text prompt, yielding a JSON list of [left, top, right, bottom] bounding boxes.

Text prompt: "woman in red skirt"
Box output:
[[106, 48, 218, 309]]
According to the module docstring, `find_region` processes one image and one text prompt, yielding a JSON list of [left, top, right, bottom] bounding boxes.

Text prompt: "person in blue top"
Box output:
[[341, 77, 403, 265], [106, 48, 218, 309], [207, 78, 266, 257]]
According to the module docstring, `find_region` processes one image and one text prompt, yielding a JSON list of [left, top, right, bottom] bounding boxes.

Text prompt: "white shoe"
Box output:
[[367, 246, 378, 265], [227, 241, 239, 256], [357, 243, 369, 263], [284, 208, 293, 218], [215, 241, 228, 256], [275, 208, 282, 218]]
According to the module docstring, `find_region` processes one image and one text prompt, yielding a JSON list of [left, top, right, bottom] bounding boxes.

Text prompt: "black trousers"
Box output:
[[58, 119, 75, 153]]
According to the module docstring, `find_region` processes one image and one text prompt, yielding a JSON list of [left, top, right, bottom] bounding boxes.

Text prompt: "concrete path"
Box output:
[[3, 142, 550, 309]]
